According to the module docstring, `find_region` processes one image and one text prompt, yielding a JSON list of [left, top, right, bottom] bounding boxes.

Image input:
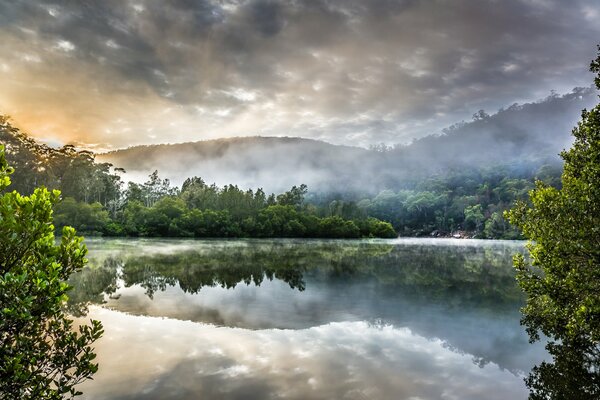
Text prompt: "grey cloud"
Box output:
[[248, 1, 285, 36], [0, 0, 598, 147]]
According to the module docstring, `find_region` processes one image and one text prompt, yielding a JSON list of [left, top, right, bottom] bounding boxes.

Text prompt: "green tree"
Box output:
[[0, 145, 103, 399], [318, 216, 360, 238], [464, 204, 484, 232], [53, 198, 110, 234], [257, 205, 305, 237], [276, 184, 308, 208], [506, 46, 600, 399]]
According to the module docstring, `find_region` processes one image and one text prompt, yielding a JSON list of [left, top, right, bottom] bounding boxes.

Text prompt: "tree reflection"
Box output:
[[68, 240, 523, 310], [120, 250, 308, 298], [65, 239, 543, 373], [521, 338, 600, 399], [66, 257, 119, 316]]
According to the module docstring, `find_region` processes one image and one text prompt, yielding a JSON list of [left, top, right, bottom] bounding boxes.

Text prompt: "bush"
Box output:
[[0, 145, 103, 399]]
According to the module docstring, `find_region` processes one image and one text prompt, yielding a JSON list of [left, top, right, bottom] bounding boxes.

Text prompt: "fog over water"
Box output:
[[1, 2, 596, 397], [72, 238, 547, 400]]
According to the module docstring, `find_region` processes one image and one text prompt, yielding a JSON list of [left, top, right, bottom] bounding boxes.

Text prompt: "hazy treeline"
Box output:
[[0, 118, 394, 239], [99, 87, 593, 193], [90, 89, 578, 239], [318, 163, 562, 239], [1, 116, 562, 239]]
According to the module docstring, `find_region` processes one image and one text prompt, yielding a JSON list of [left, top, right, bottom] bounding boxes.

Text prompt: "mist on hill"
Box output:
[[98, 87, 597, 194]]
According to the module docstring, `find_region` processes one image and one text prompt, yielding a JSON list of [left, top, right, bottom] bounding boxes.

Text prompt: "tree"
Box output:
[[53, 198, 110, 234], [464, 204, 484, 231], [506, 46, 600, 399], [276, 184, 308, 208], [0, 145, 103, 399]]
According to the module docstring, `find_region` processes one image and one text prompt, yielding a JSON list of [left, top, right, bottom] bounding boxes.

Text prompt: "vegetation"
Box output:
[[54, 179, 396, 239], [1, 115, 563, 239], [0, 116, 124, 206], [506, 46, 600, 399], [0, 122, 395, 239], [1, 116, 562, 239], [49, 164, 560, 239], [0, 145, 103, 399], [322, 163, 560, 238]]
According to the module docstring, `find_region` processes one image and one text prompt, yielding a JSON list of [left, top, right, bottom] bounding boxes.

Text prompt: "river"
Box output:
[[70, 238, 547, 400]]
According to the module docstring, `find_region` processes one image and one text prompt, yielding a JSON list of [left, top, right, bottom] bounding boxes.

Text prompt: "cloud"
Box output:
[[78, 307, 536, 400], [0, 0, 598, 149]]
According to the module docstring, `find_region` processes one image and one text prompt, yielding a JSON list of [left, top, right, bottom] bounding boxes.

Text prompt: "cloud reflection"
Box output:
[[74, 237, 545, 373], [78, 307, 530, 400]]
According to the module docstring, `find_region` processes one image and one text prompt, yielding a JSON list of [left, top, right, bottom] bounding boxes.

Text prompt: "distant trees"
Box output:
[[1, 111, 562, 240], [0, 145, 102, 399], [355, 167, 552, 238], [276, 184, 307, 207], [44, 167, 395, 239], [96, 181, 395, 239], [53, 198, 110, 234]]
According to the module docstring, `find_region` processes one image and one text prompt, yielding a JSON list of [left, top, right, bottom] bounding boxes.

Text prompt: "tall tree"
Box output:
[[507, 46, 600, 399]]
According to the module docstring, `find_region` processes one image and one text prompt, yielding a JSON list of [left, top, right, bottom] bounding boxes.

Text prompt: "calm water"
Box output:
[[71, 238, 547, 400]]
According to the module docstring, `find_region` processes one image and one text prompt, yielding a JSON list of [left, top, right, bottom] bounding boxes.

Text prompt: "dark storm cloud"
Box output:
[[0, 0, 598, 148]]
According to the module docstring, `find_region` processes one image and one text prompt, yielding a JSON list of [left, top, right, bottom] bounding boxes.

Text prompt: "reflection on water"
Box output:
[[71, 238, 547, 400]]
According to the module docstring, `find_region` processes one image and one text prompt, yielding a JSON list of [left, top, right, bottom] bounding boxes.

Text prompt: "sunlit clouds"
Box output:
[[0, 0, 599, 149]]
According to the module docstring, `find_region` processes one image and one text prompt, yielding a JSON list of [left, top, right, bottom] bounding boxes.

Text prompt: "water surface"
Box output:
[[72, 238, 547, 400]]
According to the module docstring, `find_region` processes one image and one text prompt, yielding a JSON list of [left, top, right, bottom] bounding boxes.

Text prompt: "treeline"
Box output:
[[0, 118, 394, 239], [1, 117, 562, 239], [54, 179, 396, 238], [310, 163, 562, 239]]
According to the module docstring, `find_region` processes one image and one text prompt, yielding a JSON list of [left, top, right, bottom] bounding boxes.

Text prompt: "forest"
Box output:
[[0, 118, 394, 239], [0, 115, 562, 239], [346, 163, 561, 238]]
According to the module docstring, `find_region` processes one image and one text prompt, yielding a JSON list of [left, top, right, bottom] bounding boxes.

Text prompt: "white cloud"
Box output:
[[55, 40, 75, 52]]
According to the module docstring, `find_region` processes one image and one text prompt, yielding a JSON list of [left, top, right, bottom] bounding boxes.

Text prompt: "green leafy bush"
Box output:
[[0, 145, 103, 399]]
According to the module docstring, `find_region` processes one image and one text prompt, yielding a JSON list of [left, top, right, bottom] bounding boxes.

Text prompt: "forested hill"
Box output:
[[3, 87, 593, 239], [99, 137, 375, 194], [98, 87, 596, 193], [382, 87, 595, 174]]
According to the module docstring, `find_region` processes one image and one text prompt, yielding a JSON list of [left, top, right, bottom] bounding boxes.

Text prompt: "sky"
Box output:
[[0, 0, 599, 151]]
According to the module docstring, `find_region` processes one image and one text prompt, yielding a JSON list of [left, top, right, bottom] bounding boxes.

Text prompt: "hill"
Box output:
[[98, 87, 597, 193], [98, 136, 375, 193]]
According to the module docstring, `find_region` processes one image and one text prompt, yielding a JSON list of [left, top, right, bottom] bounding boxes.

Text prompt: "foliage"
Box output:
[[35, 165, 396, 239], [506, 47, 600, 399], [53, 198, 110, 235], [0, 118, 124, 207], [2, 112, 561, 239], [276, 184, 308, 207], [0, 145, 103, 399], [358, 168, 552, 238]]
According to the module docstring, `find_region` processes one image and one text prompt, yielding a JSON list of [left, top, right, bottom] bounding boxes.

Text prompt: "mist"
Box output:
[[98, 87, 597, 194]]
